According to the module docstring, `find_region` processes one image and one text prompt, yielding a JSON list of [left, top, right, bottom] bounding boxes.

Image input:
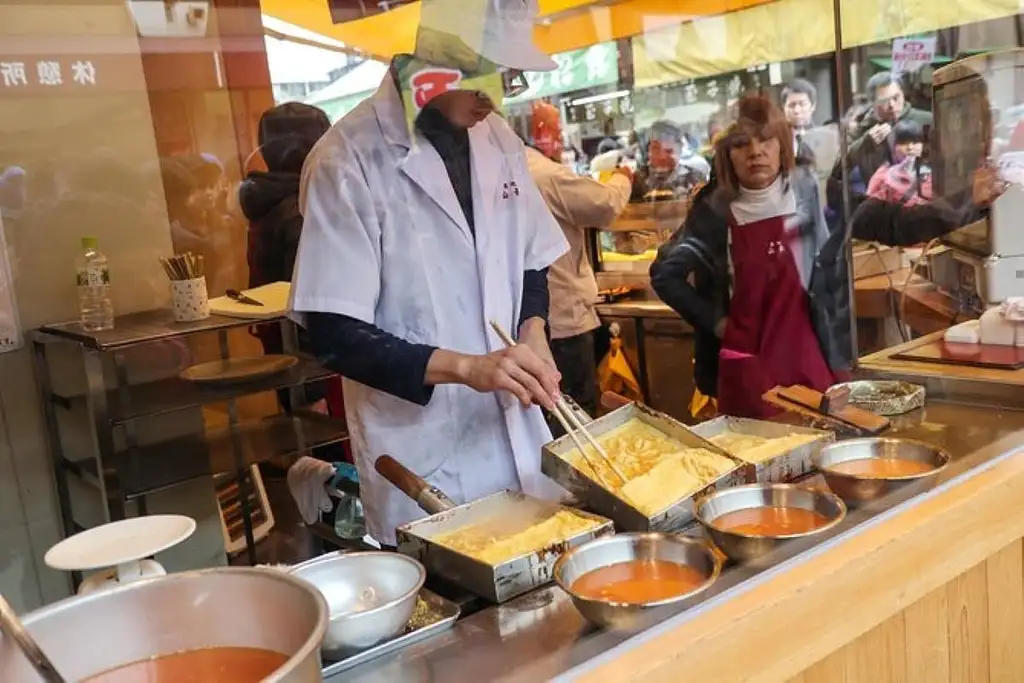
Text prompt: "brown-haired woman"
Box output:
[[651, 94, 843, 418]]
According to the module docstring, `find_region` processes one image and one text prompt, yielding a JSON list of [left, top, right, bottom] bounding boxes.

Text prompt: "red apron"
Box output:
[[717, 213, 838, 418]]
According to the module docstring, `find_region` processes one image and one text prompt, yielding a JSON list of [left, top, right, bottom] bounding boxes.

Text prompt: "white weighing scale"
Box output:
[[45, 515, 196, 595]]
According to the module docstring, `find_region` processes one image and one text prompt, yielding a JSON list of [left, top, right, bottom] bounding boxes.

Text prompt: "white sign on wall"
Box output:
[[0, 214, 22, 354], [891, 36, 936, 76]]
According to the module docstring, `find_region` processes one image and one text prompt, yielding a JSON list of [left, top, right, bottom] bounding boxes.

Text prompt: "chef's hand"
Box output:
[[466, 345, 561, 411], [714, 318, 729, 340], [972, 164, 1007, 207], [867, 123, 892, 145], [425, 346, 562, 411]]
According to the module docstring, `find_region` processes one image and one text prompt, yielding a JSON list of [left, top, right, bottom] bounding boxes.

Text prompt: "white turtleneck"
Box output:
[[730, 175, 796, 225]]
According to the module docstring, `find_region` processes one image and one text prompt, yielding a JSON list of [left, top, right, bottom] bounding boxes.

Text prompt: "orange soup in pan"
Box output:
[[828, 457, 935, 479], [82, 646, 288, 683], [571, 560, 708, 603], [712, 506, 830, 536]]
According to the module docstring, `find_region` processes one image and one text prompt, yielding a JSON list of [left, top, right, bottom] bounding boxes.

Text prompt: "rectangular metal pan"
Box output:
[[395, 490, 613, 604], [689, 416, 834, 484], [541, 402, 747, 532], [321, 588, 460, 677]]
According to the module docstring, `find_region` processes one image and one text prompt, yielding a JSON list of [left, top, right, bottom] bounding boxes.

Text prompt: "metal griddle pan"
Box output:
[[375, 455, 613, 604]]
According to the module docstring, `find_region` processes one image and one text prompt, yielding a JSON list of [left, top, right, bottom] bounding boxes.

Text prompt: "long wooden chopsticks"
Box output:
[[488, 320, 629, 488]]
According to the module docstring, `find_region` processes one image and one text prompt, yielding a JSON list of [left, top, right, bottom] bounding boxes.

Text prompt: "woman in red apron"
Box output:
[[651, 95, 845, 419]]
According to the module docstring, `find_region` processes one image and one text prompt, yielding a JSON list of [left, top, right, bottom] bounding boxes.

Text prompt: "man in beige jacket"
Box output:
[[524, 102, 632, 420]]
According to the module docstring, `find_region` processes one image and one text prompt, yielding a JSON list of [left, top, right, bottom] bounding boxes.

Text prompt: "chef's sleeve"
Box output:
[[543, 164, 632, 229], [292, 143, 437, 407], [291, 145, 380, 322], [849, 188, 985, 247], [520, 172, 569, 272]]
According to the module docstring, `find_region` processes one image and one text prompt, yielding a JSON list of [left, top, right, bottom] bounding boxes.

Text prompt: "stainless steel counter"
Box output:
[[332, 399, 1024, 683]]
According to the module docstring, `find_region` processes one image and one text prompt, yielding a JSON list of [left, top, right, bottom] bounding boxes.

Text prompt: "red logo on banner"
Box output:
[[410, 69, 462, 109]]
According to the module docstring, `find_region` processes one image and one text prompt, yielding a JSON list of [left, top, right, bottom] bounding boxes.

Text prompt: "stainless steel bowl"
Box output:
[[290, 551, 425, 656], [696, 483, 846, 563], [0, 567, 329, 683], [813, 437, 950, 506], [553, 533, 721, 630]]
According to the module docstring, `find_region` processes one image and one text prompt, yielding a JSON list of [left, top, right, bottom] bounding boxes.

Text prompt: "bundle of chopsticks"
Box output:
[[159, 253, 205, 281], [488, 320, 628, 491]]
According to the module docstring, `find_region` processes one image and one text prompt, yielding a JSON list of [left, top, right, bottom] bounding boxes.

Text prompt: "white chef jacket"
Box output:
[[289, 75, 569, 546], [525, 147, 631, 340]]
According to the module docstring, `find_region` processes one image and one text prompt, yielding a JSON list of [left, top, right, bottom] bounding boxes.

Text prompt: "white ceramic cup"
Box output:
[[171, 276, 210, 322]]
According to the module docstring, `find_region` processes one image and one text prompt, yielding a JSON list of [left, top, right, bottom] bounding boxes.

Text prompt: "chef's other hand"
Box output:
[[613, 165, 634, 182], [714, 318, 729, 340], [463, 345, 562, 411], [868, 123, 892, 145], [972, 164, 1007, 207]]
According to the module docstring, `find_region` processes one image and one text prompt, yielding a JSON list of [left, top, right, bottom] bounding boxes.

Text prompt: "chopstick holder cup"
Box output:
[[171, 276, 210, 322]]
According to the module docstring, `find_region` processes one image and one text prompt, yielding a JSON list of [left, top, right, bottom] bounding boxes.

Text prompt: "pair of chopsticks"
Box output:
[[488, 320, 629, 490], [159, 253, 204, 281]]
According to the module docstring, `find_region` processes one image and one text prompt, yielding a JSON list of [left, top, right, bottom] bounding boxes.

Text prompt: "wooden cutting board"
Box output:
[[209, 281, 291, 319], [764, 385, 890, 435], [891, 338, 1024, 370]]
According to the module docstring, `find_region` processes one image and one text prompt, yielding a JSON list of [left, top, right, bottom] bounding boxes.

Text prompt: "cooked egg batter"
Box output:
[[708, 431, 820, 464], [561, 420, 736, 515], [431, 509, 602, 566]]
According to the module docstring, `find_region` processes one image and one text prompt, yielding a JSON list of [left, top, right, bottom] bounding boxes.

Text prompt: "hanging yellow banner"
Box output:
[[840, 0, 1022, 48], [631, 0, 835, 88]]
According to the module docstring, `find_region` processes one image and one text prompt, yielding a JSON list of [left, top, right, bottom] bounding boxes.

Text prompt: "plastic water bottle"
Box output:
[[76, 236, 114, 331]]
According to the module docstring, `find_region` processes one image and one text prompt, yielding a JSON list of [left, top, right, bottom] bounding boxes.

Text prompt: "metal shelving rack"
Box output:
[[32, 309, 348, 584]]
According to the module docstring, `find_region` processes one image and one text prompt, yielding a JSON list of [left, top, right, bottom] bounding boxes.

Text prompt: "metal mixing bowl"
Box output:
[[553, 533, 721, 630], [813, 437, 950, 506], [290, 551, 425, 656], [696, 483, 846, 563], [0, 567, 329, 683]]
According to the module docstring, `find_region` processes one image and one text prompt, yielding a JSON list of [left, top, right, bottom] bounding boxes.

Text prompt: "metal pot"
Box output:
[[290, 551, 425, 656], [0, 567, 329, 683]]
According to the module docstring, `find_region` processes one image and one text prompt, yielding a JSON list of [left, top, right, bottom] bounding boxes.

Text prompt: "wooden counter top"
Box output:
[[571, 430, 1024, 683]]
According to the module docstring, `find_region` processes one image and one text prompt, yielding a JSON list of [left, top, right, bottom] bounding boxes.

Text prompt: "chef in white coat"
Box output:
[[290, 0, 570, 546]]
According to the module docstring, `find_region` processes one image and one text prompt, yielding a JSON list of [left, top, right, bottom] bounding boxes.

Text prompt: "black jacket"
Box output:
[[240, 171, 303, 289], [652, 168, 987, 397]]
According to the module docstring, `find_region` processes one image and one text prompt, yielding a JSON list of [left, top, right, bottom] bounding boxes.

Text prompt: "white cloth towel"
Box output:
[[999, 297, 1024, 322], [287, 457, 335, 524]]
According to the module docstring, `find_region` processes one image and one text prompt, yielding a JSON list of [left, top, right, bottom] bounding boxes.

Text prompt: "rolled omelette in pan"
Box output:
[[562, 420, 736, 515], [708, 431, 821, 464], [430, 509, 603, 566]]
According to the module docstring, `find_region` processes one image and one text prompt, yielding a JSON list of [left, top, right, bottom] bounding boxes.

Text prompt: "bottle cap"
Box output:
[[81, 236, 98, 249]]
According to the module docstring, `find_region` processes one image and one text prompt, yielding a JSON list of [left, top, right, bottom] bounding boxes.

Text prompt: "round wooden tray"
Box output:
[[179, 355, 298, 385]]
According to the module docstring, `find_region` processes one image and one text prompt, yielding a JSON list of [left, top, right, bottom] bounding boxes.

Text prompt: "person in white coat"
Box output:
[[289, 0, 570, 547], [523, 101, 632, 421]]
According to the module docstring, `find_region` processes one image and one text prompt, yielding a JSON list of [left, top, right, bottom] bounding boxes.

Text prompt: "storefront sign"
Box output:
[[0, 215, 22, 354], [891, 36, 936, 75], [505, 42, 619, 104], [0, 59, 98, 89]]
